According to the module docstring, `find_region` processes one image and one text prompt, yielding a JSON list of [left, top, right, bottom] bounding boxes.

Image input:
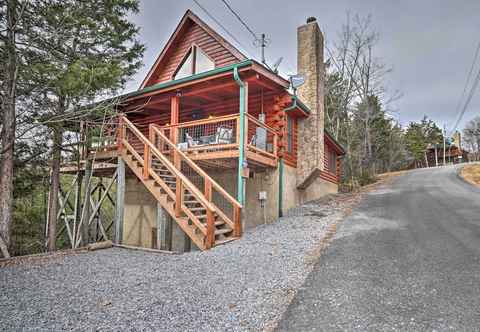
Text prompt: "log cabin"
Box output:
[[59, 10, 345, 252]]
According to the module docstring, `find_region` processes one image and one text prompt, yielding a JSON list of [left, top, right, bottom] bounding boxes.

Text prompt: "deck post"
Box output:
[[72, 172, 83, 248], [157, 202, 172, 251], [114, 157, 125, 244], [170, 95, 179, 143], [81, 159, 92, 246]]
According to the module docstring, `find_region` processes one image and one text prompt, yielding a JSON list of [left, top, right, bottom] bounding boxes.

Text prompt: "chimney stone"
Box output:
[[296, 18, 325, 186]]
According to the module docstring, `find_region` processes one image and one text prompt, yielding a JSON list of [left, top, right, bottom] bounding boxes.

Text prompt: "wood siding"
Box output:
[[322, 142, 340, 183], [283, 115, 298, 167], [149, 21, 240, 86]]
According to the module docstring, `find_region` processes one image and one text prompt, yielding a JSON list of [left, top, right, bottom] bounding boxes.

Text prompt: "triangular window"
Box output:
[[173, 45, 215, 80]]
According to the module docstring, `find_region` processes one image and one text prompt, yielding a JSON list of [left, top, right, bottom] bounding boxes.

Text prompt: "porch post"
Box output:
[[234, 66, 247, 206], [170, 95, 180, 144], [114, 157, 125, 244]]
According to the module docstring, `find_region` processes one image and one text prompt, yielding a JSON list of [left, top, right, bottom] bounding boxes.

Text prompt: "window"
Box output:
[[173, 45, 215, 80], [174, 49, 193, 80], [287, 115, 293, 153], [329, 149, 337, 174]]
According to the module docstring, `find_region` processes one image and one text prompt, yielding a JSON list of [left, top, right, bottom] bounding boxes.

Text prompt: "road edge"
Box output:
[[455, 164, 480, 193]]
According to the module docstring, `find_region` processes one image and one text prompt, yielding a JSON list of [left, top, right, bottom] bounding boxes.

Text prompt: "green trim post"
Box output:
[[233, 65, 246, 205], [278, 158, 284, 217]]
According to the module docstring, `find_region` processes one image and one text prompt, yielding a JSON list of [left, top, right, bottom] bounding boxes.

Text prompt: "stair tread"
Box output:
[[159, 174, 175, 178], [214, 237, 237, 246], [215, 228, 233, 235], [205, 220, 225, 226], [189, 207, 206, 212]]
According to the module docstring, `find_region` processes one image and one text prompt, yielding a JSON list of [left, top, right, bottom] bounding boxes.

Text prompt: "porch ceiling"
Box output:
[[122, 65, 287, 115]]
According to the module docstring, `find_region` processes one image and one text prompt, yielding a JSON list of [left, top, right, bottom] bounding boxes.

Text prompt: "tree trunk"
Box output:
[[434, 146, 438, 167], [47, 127, 63, 251], [424, 151, 429, 168], [0, 0, 18, 258]]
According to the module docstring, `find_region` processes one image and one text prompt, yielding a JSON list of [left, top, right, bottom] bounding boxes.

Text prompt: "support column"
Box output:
[[170, 95, 180, 143], [183, 234, 191, 252], [81, 159, 92, 246], [115, 157, 125, 244], [157, 202, 172, 251], [72, 173, 83, 248], [234, 66, 248, 206]]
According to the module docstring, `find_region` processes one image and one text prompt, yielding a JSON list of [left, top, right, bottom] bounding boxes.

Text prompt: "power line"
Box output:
[[220, 0, 258, 40], [450, 40, 480, 135], [195, 0, 293, 76], [192, 0, 255, 59], [450, 66, 480, 135]]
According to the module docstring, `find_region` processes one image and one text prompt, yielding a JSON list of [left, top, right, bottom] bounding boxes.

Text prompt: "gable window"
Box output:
[[287, 115, 294, 153], [173, 45, 215, 80]]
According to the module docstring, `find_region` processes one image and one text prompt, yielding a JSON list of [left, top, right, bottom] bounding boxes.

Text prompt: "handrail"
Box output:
[[150, 124, 242, 209], [160, 113, 239, 129], [245, 113, 278, 135], [121, 116, 217, 213]]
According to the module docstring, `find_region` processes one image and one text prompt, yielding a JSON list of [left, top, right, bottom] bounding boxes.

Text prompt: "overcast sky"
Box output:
[[125, 0, 480, 133]]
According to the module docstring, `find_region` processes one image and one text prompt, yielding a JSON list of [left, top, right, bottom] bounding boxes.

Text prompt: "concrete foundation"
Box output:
[[122, 177, 197, 251], [281, 164, 337, 211], [121, 163, 338, 251]]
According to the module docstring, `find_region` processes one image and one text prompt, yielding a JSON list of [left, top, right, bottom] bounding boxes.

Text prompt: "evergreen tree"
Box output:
[[0, 0, 144, 255], [32, 0, 144, 251]]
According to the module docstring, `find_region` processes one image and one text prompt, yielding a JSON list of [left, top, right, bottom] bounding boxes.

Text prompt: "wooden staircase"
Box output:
[[117, 116, 242, 250]]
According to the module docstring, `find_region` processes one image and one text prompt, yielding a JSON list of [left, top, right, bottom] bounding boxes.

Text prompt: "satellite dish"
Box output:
[[272, 57, 283, 73], [289, 74, 305, 89]]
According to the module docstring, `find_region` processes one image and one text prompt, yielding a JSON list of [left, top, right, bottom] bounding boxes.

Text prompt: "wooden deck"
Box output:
[[155, 113, 278, 169], [61, 113, 279, 175]]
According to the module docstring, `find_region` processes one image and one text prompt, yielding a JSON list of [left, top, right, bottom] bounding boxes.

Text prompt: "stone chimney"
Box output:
[[296, 17, 325, 189]]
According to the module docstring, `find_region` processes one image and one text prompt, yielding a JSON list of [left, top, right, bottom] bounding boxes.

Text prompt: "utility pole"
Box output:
[[443, 124, 447, 166], [260, 33, 267, 65]]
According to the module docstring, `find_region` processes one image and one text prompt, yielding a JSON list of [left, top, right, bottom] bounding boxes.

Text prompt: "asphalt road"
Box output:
[[276, 165, 480, 331]]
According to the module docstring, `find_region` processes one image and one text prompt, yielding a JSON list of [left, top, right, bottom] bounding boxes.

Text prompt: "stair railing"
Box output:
[[150, 123, 242, 238], [118, 115, 222, 248]]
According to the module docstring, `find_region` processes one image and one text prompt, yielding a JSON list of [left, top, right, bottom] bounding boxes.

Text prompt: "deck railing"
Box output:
[[245, 113, 278, 161], [158, 113, 278, 165]]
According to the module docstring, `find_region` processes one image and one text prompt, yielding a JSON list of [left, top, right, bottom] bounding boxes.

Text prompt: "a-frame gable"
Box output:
[[140, 10, 247, 88]]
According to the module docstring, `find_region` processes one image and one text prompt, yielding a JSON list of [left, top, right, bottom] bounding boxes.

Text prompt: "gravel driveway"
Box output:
[[0, 192, 359, 331]]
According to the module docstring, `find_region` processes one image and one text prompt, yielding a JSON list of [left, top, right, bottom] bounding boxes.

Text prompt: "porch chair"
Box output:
[[185, 132, 199, 148], [214, 126, 233, 144]]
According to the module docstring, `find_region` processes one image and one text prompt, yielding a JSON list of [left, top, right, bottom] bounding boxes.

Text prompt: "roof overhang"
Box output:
[[325, 130, 346, 155], [119, 59, 289, 104]]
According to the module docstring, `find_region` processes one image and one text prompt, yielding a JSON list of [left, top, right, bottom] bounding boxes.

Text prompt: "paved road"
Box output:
[[277, 165, 480, 331]]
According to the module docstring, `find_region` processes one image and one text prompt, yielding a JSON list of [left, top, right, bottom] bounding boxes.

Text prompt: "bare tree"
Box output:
[[464, 116, 480, 161], [325, 12, 401, 185]]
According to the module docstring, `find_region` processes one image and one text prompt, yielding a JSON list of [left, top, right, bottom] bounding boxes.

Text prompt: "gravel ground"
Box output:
[[0, 193, 360, 331]]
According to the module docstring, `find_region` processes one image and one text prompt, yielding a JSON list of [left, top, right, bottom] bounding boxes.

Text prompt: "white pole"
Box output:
[[443, 125, 447, 166]]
